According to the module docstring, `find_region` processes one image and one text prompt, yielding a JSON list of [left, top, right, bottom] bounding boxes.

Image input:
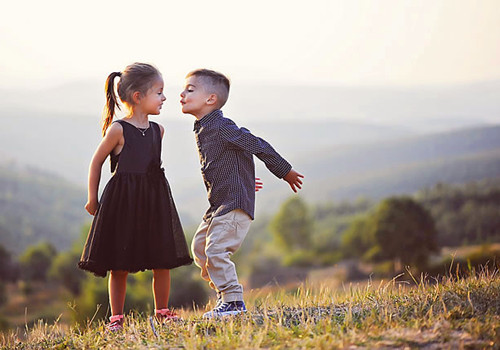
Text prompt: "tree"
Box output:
[[74, 275, 108, 324], [49, 225, 89, 295], [0, 244, 19, 282], [49, 250, 86, 294], [0, 281, 6, 307], [19, 242, 57, 281], [368, 197, 438, 271], [340, 216, 373, 259], [270, 196, 314, 252]]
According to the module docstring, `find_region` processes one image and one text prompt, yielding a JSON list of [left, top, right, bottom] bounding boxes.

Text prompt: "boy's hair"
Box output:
[[102, 62, 161, 136], [186, 69, 230, 109]]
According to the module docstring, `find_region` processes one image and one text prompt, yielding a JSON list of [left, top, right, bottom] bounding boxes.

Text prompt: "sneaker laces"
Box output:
[[213, 302, 232, 313], [215, 292, 223, 307]]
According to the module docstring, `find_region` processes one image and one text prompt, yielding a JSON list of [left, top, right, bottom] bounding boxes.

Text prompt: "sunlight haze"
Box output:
[[1, 0, 499, 88]]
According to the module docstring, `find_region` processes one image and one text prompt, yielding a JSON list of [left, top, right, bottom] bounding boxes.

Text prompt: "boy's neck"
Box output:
[[194, 108, 220, 121]]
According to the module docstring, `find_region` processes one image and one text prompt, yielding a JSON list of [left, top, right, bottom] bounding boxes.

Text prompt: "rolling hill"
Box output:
[[0, 124, 499, 255], [0, 162, 88, 255], [252, 125, 500, 213]]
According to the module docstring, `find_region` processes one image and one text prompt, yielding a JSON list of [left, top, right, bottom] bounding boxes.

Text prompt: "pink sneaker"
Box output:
[[106, 314, 124, 332], [155, 308, 180, 323]]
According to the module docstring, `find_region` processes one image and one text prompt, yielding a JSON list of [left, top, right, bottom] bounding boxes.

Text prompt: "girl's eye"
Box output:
[[187, 89, 194, 93]]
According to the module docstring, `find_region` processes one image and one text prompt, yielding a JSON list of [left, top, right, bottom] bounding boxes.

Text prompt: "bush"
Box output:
[[466, 245, 500, 268], [0, 315, 9, 332], [0, 281, 6, 307], [18, 280, 33, 296], [372, 261, 397, 278], [73, 276, 108, 324], [19, 242, 57, 282], [49, 250, 86, 295], [425, 245, 500, 278], [282, 250, 319, 267], [170, 266, 209, 308], [0, 244, 18, 282]]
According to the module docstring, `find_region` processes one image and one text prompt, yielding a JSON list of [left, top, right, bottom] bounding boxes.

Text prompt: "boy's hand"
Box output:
[[85, 200, 98, 216], [283, 169, 304, 193], [255, 177, 263, 192]]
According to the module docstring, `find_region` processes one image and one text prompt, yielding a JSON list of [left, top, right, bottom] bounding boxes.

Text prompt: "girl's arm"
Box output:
[[85, 123, 124, 215], [158, 123, 165, 138]]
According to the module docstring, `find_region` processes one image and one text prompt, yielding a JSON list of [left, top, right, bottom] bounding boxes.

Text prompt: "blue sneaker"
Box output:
[[203, 300, 247, 319]]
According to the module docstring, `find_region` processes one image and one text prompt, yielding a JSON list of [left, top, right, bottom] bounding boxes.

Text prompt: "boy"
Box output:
[[180, 69, 304, 318]]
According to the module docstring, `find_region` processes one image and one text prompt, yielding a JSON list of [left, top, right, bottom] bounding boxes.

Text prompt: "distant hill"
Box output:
[[0, 110, 417, 187], [0, 124, 499, 254], [0, 109, 420, 221], [301, 124, 500, 181], [1, 79, 499, 220], [251, 125, 500, 213], [1, 79, 499, 129], [0, 162, 88, 255], [2, 79, 499, 253]]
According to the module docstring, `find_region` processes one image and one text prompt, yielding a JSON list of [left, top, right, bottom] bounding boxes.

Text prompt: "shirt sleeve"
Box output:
[[219, 120, 292, 179]]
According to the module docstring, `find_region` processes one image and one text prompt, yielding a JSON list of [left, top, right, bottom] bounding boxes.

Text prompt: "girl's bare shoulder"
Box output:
[[151, 121, 165, 137], [106, 121, 124, 138]]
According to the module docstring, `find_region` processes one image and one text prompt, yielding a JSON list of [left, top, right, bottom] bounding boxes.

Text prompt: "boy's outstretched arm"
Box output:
[[221, 122, 292, 179], [283, 169, 304, 193]]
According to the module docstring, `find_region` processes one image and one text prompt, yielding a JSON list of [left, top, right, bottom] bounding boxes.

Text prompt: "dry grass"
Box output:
[[2, 269, 500, 349]]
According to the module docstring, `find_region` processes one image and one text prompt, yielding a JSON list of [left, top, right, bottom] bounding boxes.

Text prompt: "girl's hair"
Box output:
[[102, 62, 161, 136]]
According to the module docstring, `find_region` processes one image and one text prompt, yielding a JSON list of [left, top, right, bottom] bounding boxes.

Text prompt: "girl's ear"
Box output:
[[206, 94, 217, 106], [132, 91, 141, 104]]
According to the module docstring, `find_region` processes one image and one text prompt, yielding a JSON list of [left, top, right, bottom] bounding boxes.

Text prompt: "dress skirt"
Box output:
[[78, 170, 192, 277]]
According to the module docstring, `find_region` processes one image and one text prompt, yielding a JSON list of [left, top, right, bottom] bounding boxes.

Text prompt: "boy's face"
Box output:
[[180, 76, 213, 118]]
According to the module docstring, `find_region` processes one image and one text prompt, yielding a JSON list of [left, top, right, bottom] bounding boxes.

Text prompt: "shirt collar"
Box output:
[[194, 109, 223, 130]]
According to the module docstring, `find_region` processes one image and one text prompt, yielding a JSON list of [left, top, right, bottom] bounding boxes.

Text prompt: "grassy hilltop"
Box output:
[[2, 270, 499, 349]]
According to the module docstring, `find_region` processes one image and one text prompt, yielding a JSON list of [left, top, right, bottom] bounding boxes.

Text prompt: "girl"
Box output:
[[78, 62, 192, 332]]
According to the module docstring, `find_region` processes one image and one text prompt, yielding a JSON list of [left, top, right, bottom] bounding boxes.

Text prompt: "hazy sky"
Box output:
[[1, 0, 500, 89]]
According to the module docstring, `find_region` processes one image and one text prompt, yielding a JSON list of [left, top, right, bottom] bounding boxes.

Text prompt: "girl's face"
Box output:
[[140, 78, 166, 115]]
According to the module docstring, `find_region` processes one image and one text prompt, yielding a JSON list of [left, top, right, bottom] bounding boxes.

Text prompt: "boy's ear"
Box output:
[[206, 93, 217, 106], [132, 91, 141, 104]]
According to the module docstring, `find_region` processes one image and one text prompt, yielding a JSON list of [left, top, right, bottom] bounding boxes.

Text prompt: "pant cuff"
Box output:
[[222, 292, 243, 303]]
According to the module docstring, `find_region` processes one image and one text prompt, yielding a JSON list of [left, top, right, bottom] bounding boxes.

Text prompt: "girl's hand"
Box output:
[[255, 177, 263, 192], [283, 169, 304, 193], [85, 200, 98, 216]]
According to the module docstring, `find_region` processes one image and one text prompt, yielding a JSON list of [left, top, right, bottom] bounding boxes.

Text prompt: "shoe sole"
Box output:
[[203, 310, 247, 319]]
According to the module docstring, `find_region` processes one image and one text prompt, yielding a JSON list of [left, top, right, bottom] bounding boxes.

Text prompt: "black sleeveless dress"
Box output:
[[78, 120, 192, 277]]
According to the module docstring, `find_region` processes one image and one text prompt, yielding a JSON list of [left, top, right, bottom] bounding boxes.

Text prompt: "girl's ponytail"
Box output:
[[102, 71, 122, 136]]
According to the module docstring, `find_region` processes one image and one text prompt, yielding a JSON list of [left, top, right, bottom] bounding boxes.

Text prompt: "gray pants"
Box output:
[[191, 209, 252, 303]]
